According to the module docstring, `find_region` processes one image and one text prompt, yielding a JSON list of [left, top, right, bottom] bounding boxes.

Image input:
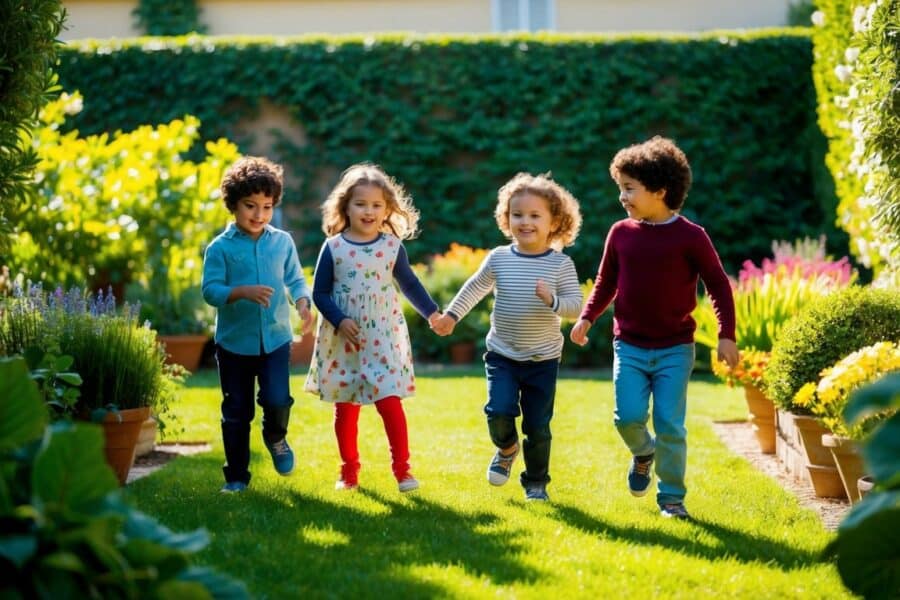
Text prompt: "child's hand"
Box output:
[[569, 318, 592, 346], [431, 313, 456, 336], [240, 285, 275, 308], [296, 298, 313, 335], [535, 279, 553, 307], [717, 338, 739, 369], [338, 318, 360, 348], [427, 311, 442, 329]]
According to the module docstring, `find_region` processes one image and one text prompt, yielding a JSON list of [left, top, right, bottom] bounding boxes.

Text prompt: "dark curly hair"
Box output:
[[609, 136, 692, 211], [220, 156, 284, 211]]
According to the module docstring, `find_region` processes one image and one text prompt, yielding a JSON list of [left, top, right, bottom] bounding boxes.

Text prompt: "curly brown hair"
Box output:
[[220, 156, 284, 211], [494, 172, 582, 250], [609, 136, 692, 211], [320, 163, 420, 239]]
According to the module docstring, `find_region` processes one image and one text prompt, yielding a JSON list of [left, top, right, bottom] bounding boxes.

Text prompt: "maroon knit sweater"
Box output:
[[580, 216, 736, 348]]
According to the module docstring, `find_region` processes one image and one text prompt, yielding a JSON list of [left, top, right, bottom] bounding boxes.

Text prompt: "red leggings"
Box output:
[[334, 396, 410, 484]]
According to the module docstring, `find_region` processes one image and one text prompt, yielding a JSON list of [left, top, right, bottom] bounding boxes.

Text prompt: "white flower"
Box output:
[[844, 47, 860, 63], [834, 64, 852, 83], [811, 11, 825, 26]]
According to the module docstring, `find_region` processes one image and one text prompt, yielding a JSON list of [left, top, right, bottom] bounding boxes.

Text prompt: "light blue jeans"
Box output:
[[612, 339, 695, 506]]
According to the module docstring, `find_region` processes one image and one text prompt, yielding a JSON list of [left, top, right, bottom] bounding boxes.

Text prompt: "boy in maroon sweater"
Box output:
[[571, 136, 738, 520]]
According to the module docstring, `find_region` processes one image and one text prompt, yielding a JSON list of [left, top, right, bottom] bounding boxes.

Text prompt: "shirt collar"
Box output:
[[223, 222, 274, 239]]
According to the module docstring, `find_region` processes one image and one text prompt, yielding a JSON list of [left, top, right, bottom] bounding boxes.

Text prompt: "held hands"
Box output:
[[295, 298, 313, 335], [535, 279, 553, 307], [717, 338, 739, 369], [569, 318, 592, 346], [431, 313, 456, 337]]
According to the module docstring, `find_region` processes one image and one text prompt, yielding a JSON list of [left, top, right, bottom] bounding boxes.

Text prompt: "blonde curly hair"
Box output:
[[321, 163, 420, 239], [494, 172, 582, 250]]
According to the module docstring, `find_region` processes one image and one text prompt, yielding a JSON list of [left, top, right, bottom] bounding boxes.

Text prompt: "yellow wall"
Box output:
[[60, 0, 793, 41]]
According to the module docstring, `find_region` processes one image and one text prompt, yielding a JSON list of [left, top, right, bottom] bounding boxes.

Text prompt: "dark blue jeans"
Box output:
[[216, 342, 293, 484], [484, 351, 559, 486]]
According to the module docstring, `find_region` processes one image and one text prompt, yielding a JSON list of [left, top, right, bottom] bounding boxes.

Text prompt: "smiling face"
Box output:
[[509, 192, 555, 254], [615, 173, 671, 223], [233, 192, 274, 239], [345, 183, 388, 241]]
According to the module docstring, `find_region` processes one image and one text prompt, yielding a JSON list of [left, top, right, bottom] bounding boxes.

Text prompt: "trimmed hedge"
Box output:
[[54, 31, 842, 278], [763, 286, 900, 411]]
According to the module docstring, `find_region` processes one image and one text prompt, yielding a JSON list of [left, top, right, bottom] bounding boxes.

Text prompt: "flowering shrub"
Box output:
[[694, 236, 856, 353], [793, 341, 900, 439], [712, 349, 770, 389]]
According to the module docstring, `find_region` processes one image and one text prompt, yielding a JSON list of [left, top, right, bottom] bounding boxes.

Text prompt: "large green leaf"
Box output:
[[123, 510, 209, 553], [177, 567, 251, 600], [0, 535, 37, 568], [0, 357, 47, 452], [863, 415, 900, 488], [844, 372, 900, 425], [32, 423, 118, 513], [825, 490, 900, 599]]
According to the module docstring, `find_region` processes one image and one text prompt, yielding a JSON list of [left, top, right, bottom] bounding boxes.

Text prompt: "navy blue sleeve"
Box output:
[[393, 244, 439, 319], [312, 243, 348, 329]]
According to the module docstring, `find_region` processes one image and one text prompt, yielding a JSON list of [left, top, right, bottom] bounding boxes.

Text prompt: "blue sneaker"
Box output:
[[660, 503, 692, 520], [265, 438, 295, 476], [487, 444, 519, 486], [220, 481, 248, 494], [628, 453, 654, 497], [524, 483, 549, 502]]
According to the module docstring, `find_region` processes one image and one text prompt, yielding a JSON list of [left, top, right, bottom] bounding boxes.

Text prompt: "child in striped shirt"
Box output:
[[432, 173, 583, 501]]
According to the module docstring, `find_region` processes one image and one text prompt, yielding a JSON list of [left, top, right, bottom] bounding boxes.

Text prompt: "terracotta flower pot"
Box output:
[[290, 333, 315, 367], [158, 334, 208, 372], [101, 406, 151, 485], [858, 475, 875, 499], [743, 384, 776, 454], [822, 433, 866, 503], [792, 414, 845, 499], [134, 415, 158, 458], [449, 341, 476, 364]]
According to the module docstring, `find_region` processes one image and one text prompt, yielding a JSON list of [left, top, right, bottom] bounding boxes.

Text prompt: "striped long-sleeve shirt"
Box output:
[[446, 245, 582, 361]]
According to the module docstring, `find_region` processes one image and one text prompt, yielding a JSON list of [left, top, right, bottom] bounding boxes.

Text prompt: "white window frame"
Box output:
[[491, 0, 556, 32]]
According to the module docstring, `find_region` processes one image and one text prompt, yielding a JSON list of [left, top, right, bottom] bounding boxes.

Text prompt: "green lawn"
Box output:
[[128, 368, 851, 599]]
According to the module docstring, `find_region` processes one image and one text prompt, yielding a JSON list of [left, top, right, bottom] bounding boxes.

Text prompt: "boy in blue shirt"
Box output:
[[202, 156, 313, 493]]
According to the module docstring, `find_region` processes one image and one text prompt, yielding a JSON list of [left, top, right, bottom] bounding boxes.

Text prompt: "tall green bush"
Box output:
[[8, 92, 238, 333], [763, 286, 900, 411], [53, 31, 841, 276], [811, 1, 900, 283], [0, 0, 65, 254]]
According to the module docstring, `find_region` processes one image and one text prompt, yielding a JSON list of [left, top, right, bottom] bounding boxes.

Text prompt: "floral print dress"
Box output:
[[304, 234, 416, 405]]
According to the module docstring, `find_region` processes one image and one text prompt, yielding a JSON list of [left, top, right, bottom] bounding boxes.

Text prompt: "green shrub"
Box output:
[[10, 92, 238, 334], [0, 0, 65, 254], [0, 284, 183, 419], [133, 0, 206, 35], [764, 286, 900, 411]]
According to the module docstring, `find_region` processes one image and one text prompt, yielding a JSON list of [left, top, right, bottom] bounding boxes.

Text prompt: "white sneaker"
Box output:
[[398, 476, 420, 492], [487, 445, 519, 486]]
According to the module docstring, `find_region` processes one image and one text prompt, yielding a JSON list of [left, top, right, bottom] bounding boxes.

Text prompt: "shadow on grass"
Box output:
[[549, 502, 822, 569], [131, 453, 538, 597]]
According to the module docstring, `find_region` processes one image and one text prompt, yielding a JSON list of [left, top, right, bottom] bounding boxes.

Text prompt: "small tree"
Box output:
[[0, 0, 66, 255]]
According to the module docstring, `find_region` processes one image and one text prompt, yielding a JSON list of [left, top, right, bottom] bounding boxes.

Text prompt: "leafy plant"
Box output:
[[0, 283, 184, 419], [712, 348, 770, 389], [793, 341, 900, 439], [763, 286, 900, 412], [0, 355, 247, 598], [24, 347, 82, 420], [0, 0, 65, 254], [9, 92, 238, 335], [824, 372, 900, 598], [133, 0, 206, 35]]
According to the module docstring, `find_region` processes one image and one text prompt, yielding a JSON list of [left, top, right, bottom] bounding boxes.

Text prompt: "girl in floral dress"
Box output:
[[305, 163, 441, 492]]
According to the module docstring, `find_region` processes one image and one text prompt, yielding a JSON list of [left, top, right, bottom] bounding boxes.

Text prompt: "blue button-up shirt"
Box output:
[[202, 222, 311, 356]]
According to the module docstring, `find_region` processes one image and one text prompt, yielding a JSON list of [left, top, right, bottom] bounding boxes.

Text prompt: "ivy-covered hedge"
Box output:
[[811, 1, 899, 283], [55, 31, 841, 276]]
